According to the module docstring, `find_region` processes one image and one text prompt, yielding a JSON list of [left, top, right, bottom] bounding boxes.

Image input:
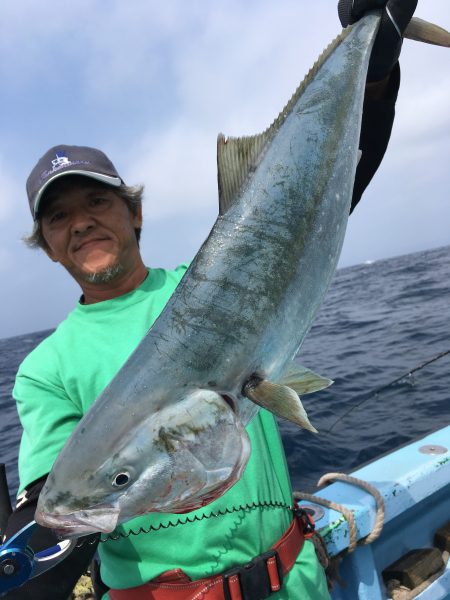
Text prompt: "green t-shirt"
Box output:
[[14, 265, 329, 599]]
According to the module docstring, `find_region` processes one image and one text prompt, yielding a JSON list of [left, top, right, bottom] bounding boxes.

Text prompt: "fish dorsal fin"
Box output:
[[243, 377, 318, 432], [217, 132, 268, 215], [278, 363, 333, 395], [217, 24, 354, 215]]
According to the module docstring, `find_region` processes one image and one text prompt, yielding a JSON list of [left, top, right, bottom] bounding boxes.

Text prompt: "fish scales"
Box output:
[[138, 16, 378, 391], [36, 14, 381, 534]]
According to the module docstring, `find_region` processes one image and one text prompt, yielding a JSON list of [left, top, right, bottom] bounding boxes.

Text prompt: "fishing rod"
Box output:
[[0, 465, 12, 541], [326, 348, 450, 433]]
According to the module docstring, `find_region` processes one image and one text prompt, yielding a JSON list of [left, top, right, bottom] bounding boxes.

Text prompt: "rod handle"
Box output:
[[0, 463, 13, 538]]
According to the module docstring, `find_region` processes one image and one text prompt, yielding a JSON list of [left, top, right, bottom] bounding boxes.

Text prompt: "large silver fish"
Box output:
[[35, 12, 448, 536]]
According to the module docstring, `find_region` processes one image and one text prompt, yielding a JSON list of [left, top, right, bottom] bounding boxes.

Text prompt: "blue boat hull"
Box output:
[[298, 425, 450, 599]]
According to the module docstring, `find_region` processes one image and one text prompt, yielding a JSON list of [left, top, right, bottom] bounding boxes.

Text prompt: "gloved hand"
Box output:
[[337, 0, 418, 82]]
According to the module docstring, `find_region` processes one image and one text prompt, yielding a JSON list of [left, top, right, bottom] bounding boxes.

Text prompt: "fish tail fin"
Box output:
[[404, 17, 450, 47]]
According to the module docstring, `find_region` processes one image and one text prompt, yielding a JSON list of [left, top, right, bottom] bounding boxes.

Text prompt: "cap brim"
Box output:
[[33, 170, 122, 218]]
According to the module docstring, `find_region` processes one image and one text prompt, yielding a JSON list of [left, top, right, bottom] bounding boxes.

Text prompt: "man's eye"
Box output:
[[90, 197, 109, 208], [48, 211, 66, 224]]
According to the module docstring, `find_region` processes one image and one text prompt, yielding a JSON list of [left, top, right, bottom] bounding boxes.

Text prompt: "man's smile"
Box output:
[[73, 236, 112, 253]]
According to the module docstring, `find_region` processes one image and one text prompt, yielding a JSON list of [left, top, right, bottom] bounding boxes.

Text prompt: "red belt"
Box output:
[[109, 509, 313, 600]]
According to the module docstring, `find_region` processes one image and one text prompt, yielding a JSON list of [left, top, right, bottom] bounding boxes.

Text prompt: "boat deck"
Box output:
[[298, 425, 450, 599]]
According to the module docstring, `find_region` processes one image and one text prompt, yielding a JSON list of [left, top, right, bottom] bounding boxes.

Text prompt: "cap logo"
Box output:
[[51, 152, 70, 168], [40, 151, 90, 181]]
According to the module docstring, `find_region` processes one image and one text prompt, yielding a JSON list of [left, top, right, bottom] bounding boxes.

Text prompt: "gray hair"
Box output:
[[23, 182, 144, 251]]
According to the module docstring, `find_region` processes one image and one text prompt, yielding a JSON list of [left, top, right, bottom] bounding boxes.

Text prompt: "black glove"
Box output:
[[338, 0, 418, 81]]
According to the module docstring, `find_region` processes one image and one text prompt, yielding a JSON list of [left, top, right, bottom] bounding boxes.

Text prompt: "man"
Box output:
[[4, 1, 418, 598]]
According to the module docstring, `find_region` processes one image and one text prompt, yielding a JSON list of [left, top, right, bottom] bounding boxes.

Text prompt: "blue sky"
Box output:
[[0, 1, 449, 339]]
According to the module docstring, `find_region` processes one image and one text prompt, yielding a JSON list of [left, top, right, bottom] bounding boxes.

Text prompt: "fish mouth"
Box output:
[[35, 505, 120, 538]]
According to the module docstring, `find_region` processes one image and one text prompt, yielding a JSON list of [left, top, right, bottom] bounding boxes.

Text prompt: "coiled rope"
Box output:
[[294, 472, 385, 553], [295, 473, 450, 597]]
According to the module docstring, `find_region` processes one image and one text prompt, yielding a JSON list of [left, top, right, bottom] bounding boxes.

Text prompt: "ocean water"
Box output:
[[1, 245, 449, 502]]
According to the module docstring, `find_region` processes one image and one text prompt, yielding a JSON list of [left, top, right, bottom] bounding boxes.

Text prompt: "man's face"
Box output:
[[40, 179, 142, 286]]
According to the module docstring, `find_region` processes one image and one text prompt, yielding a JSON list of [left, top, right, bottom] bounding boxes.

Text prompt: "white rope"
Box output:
[[294, 471, 385, 554], [296, 473, 448, 597]]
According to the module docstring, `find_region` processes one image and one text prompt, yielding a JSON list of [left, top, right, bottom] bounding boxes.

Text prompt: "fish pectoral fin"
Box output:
[[244, 378, 318, 433], [278, 363, 333, 396], [217, 132, 270, 215]]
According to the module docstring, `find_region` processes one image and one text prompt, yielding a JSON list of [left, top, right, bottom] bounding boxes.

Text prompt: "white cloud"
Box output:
[[120, 1, 449, 227], [109, 2, 340, 222], [126, 119, 218, 220], [0, 157, 20, 222]]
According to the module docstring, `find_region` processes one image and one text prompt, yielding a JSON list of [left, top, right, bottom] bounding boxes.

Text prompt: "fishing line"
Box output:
[[75, 499, 294, 547], [325, 348, 450, 433]]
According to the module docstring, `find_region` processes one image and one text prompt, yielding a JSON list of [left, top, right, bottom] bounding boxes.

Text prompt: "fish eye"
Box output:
[[112, 472, 131, 488]]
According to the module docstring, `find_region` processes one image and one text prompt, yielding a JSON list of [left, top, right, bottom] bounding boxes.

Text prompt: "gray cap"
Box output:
[[26, 145, 123, 220]]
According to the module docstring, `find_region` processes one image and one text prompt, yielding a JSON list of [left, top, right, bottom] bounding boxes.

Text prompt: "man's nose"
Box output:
[[70, 209, 96, 234]]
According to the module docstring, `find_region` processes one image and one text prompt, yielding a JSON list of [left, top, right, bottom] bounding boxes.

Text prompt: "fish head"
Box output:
[[35, 389, 250, 537]]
